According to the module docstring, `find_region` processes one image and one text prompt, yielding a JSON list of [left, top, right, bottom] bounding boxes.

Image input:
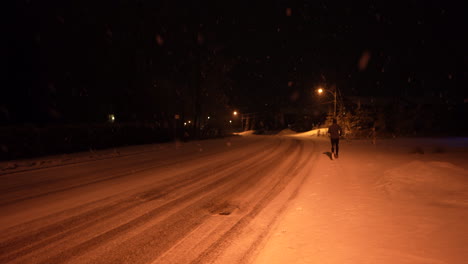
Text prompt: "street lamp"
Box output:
[[232, 111, 240, 130], [317, 87, 337, 118]]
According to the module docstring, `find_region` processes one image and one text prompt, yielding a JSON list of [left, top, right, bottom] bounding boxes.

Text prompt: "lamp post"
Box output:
[[232, 111, 239, 130], [317, 87, 337, 118]]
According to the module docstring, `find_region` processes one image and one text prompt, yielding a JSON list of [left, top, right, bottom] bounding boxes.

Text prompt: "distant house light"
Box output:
[[108, 114, 115, 123]]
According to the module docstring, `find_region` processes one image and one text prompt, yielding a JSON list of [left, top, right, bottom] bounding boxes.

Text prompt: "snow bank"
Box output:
[[278, 127, 330, 136], [291, 128, 329, 137], [0, 143, 166, 174], [380, 160, 468, 205], [233, 130, 255, 136], [276, 129, 297, 135]]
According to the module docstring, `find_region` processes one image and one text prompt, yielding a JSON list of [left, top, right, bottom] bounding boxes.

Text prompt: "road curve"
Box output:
[[0, 136, 318, 264]]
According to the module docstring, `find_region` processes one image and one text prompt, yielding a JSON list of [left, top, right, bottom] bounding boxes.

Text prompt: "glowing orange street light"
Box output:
[[316, 87, 337, 118]]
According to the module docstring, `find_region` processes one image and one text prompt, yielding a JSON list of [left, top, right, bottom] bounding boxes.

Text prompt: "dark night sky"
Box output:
[[3, 0, 468, 124]]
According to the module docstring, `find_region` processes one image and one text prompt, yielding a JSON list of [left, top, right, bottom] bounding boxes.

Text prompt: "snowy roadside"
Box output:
[[0, 135, 242, 175], [0, 143, 171, 174], [255, 137, 468, 264]]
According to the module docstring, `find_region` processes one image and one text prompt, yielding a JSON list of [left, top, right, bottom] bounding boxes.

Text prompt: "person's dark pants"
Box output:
[[331, 138, 339, 155]]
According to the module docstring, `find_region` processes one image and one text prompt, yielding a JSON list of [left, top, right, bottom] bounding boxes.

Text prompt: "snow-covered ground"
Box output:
[[0, 131, 467, 263], [255, 134, 468, 264], [0, 142, 174, 173]]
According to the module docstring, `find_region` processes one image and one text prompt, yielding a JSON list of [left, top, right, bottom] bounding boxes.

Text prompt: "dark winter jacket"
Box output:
[[328, 123, 343, 139]]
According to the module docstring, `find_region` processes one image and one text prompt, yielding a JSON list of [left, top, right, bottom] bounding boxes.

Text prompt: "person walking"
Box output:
[[328, 118, 343, 158]]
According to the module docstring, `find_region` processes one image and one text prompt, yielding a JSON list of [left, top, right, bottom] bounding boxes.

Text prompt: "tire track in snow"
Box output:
[[190, 139, 318, 264], [80, 139, 303, 264], [0, 137, 286, 264], [0, 138, 272, 206]]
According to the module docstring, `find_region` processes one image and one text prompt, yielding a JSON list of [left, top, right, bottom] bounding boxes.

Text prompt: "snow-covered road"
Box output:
[[1, 134, 467, 264], [0, 136, 317, 263]]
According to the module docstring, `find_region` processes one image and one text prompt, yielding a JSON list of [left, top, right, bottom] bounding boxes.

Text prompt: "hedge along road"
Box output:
[[0, 135, 320, 264]]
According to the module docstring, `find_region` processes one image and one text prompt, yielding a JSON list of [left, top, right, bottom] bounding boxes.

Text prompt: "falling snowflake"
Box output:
[[358, 50, 371, 71], [197, 33, 204, 45], [156, 34, 164, 46]]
